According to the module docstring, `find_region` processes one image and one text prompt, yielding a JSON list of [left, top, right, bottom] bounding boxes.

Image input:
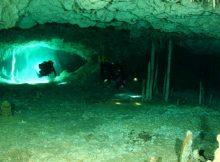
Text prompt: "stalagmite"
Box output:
[[207, 134, 220, 162], [1, 100, 12, 116], [180, 130, 193, 162], [213, 134, 220, 162], [149, 156, 162, 162]]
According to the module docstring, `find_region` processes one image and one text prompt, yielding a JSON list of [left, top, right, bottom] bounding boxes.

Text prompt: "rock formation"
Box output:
[[0, 0, 220, 38]]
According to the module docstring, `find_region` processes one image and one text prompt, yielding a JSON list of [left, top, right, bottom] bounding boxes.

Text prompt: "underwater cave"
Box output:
[[0, 1, 220, 162]]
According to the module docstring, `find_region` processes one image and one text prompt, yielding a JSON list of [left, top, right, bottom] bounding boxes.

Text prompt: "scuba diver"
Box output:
[[37, 60, 56, 77], [100, 61, 126, 89]]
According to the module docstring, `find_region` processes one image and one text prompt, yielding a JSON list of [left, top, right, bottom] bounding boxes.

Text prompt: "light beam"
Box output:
[[11, 50, 16, 83], [0, 42, 62, 84]]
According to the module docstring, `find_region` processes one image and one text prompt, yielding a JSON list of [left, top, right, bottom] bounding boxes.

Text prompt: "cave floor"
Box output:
[[0, 83, 219, 162]]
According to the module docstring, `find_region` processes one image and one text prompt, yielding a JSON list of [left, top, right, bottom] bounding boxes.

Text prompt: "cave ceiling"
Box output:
[[0, 0, 220, 37], [1, 0, 220, 54]]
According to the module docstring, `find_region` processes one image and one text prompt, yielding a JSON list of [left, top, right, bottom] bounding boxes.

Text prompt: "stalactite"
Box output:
[[149, 41, 155, 100], [163, 72, 167, 97], [164, 39, 172, 102], [142, 79, 146, 101], [153, 63, 159, 94], [146, 61, 151, 100], [199, 81, 205, 105], [145, 41, 156, 101]]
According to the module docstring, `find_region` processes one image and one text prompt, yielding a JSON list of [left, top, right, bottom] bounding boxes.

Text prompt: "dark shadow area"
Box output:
[[56, 50, 87, 73], [193, 116, 216, 160], [175, 138, 182, 162]]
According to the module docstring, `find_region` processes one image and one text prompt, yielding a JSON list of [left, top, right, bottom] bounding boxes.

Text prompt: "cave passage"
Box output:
[[0, 45, 86, 84]]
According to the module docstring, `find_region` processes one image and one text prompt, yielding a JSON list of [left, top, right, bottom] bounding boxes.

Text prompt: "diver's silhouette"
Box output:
[[38, 60, 56, 77], [100, 61, 125, 88]]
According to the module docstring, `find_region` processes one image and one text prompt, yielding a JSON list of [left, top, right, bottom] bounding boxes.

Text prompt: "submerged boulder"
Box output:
[[1, 100, 12, 116]]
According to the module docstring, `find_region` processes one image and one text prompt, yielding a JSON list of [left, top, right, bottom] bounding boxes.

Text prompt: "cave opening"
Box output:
[[0, 43, 86, 84]]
